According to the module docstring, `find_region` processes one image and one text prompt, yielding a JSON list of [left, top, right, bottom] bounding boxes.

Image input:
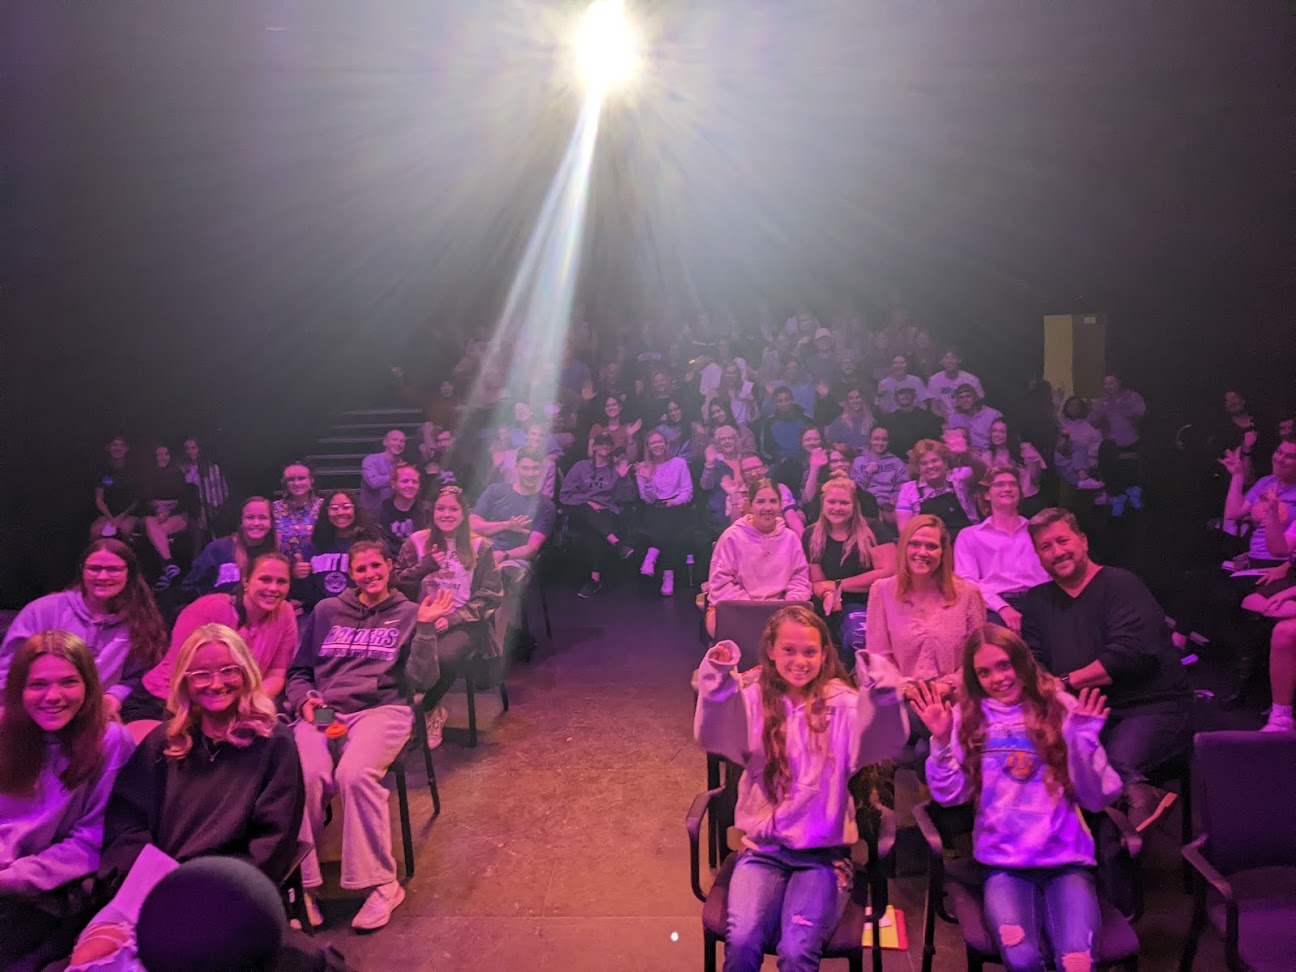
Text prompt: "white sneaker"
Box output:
[[1260, 717, 1294, 733], [351, 880, 405, 931], [640, 547, 660, 577], [424, 705, 448, 750], [660, 570, 674, 597]]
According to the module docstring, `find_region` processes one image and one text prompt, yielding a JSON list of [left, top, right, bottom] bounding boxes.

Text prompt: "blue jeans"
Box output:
[[982, 866, 1099, 972], [724, 845, 851, 972]]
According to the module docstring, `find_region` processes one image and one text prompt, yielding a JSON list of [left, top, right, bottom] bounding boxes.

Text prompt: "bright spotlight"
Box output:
[[573, 0, 641, 96]]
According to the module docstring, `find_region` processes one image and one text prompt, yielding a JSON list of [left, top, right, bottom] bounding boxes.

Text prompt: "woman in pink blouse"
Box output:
[[865, 514, 986, 695], [119, 551, 298, 740]]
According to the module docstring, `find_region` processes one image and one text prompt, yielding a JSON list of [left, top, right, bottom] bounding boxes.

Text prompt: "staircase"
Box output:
[[305, 407, 427, 487]]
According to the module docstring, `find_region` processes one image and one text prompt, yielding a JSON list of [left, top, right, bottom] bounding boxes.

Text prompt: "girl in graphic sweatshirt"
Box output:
[[705, 478, 813, 636], [0, 632, 135, 969], [694, 605, 909, 972], [914, 624, 1123, 972], [284, 539, 451, 932]]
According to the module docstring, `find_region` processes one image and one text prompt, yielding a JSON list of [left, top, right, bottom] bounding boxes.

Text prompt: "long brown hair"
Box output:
[[757, 605, 849, 804], [428, 486, 476, 571], [894, 514, 958, 605], [232, 497, 278, 580], [957, 624, 1073, 805], [164, 624, 278, 759], [0, 632, 108, 796], [807, 472, 877, 567], [77, 538, 167, 669]]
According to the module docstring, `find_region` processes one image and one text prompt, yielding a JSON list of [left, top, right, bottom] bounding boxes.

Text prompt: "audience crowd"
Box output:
[[2, 305, 1293, 971]]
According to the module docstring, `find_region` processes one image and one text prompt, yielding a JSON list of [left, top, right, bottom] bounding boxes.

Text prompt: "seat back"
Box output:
[[714, 600, 812, 669], [1194, 730, 1296, 873]]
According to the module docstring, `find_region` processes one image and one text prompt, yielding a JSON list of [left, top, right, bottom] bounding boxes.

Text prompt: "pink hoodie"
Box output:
[[708, 517, 812, 604]]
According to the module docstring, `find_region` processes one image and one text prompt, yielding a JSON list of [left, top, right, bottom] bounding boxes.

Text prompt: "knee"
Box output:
[[1060, 952, 1093, 972], [775, 914, 827, 964], [334, 760, 379, 793], [998, 923, 1027, 947]]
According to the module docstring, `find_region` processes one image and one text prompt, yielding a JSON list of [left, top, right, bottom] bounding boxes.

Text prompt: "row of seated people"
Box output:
[[0, 532, 473, 969]]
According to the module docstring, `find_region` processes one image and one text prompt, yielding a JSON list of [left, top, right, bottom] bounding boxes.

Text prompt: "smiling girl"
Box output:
[[915, 625, 1121, 972], [182, 497, 278, 601], [120, 552, 298, 738], [1, 539, 167, 716], [393, 485, 504, 747], [69, 624, 303, 969], [0, 633, 134, 969], [694, 606, 908, 971]]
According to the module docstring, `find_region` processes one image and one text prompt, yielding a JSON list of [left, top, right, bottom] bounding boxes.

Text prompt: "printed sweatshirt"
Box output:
[[851, 452, 910, 508], [925, 694, 1123, 869], [285, 588, 441, 715], [694, 647, 909, 850], [293, 536, 355, 610], [0, 722, 135, 896], [393, 533, 504, 645], [180, 537, 242, 600], [708, 517, 813, 604], [559, 459, 636, 514], [1, 591, 140, 702]]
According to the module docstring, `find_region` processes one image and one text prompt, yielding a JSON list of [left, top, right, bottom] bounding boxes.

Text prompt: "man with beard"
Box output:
[[1021, 508, 1192, 834]]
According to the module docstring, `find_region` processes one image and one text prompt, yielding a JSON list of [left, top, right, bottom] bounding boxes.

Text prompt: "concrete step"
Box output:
[[340, 408, 425, 418]]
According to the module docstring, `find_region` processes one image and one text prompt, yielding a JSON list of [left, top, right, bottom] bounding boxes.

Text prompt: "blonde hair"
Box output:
[[894, 514, 958, 605], [164, 624, 278, 759], [807, 472, 876, 567]]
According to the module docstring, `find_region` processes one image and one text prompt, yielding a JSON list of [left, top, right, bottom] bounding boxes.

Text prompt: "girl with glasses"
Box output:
[[68, 624, 304, 969], [1, 539, 167, 718], [293, 489, 380, 613]]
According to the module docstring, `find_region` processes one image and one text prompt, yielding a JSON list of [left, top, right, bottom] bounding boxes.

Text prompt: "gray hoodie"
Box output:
[[285, 588, 440, 715], [1, 591, 138, 702]]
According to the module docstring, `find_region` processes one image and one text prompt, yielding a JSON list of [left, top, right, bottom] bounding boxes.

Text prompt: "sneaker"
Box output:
[[303, 890, 324, 928], [577, 579, 603, 599], [1261, 712, 1295, 733], [616, 543, 636, 561], [640, 547, 660, 577], [1126, 782, 1177, 833], [152, 563, 181, 591], [351, 880, 405, 931], [423, 704, 448, 750], [660, 570, 674, 597]]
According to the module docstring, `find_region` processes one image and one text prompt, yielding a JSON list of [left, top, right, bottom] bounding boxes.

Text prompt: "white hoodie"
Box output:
[[708, 517, 812, 604]]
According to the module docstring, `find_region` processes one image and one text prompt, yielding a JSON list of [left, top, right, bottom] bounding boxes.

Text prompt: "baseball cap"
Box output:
[[814, 328, 833, 341]]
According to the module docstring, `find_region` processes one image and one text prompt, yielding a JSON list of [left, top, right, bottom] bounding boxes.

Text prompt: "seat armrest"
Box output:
[[1181, 835, 1235, 906], [1103, 805, 1143, 860], [912, 801, 945, 860], [686, 787, 725, 903]]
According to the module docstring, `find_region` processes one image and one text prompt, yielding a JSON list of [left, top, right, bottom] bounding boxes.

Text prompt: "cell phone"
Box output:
[[312, 706, 336, 726]]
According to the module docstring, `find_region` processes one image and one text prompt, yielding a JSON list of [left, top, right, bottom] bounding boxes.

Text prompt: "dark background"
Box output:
[[2, 1, 1294, 602]]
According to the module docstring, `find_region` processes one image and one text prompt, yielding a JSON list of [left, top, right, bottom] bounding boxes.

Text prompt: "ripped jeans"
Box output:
[[724, 845, 851, 972], [983, 865, 1099, 972]]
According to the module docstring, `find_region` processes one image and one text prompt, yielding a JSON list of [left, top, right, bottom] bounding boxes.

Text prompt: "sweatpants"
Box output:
[[294, 704, 414, 890]]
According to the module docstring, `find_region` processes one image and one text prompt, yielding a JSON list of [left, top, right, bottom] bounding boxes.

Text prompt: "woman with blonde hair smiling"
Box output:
[[68, 624, 303, 969]]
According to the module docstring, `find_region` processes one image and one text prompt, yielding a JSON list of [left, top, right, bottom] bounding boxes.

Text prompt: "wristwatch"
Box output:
[[1060, 673, 1073, 692]]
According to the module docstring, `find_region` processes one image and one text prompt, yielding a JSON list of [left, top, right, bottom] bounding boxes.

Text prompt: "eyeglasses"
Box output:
[[84, 565, 127, 576], [185, 665, 245, 687], [329, 503, 355, 512]]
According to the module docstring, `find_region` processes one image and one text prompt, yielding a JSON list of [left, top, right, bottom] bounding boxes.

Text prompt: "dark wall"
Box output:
[[3, 1, 1294, 602]]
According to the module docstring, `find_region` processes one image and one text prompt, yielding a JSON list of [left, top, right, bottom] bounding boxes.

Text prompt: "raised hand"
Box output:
[[429, 544, 448, 568], [292, 553, 311, 579], [706, 642, 736, 665], [704, 443, 719, 464], [809, 448, 828, 467], [910, 680, 954, 747], [636, 461, 653, 480], [614, 457, 631, 478], [1218, 447, 1244, 478], [418, 588, 455, 624], [1072, 687, 1110, 723], [1242, 429, 1258, 451]]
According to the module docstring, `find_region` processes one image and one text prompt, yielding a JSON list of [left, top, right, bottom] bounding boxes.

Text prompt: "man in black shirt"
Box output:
[[882, 386, 943, 462], [1022, 507, 1192, 833]]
